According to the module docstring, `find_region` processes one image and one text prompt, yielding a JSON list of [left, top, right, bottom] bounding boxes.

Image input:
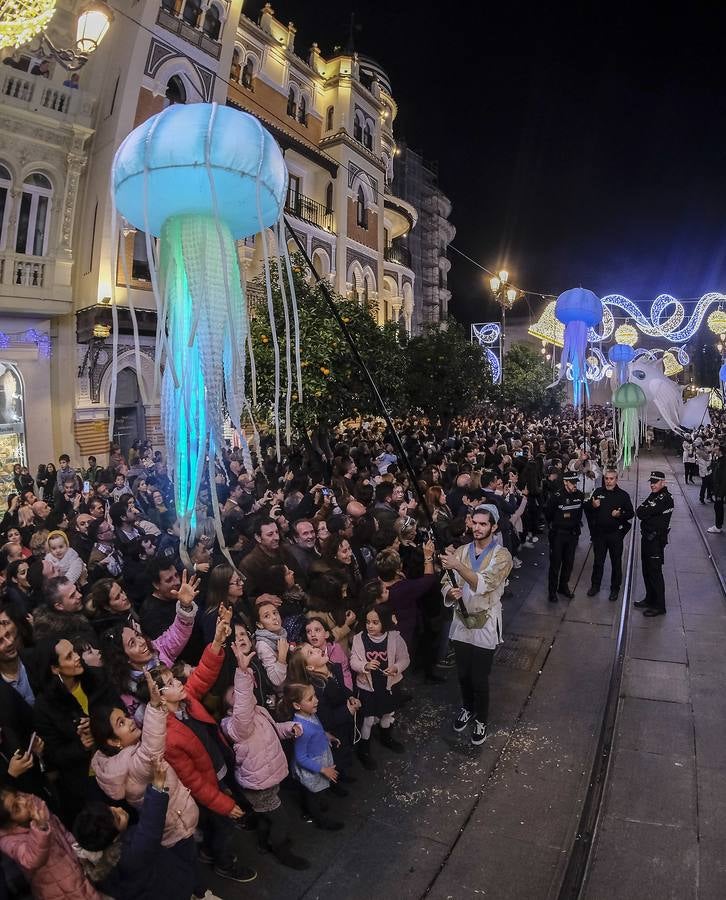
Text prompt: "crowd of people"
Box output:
[[0, 410, 702, 899]]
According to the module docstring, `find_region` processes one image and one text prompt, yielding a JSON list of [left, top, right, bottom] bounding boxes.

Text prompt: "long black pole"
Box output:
[[282, 217, 435, 531]]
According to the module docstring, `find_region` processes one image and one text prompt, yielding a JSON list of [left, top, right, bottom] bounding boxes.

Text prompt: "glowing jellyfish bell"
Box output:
[[614, 382, 647, 470], [550, 288, 603, 407], [608, 342, 635, 387], [112, 102, 293, 562]]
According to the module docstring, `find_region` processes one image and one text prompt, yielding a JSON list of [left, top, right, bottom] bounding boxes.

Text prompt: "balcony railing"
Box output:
[[156, 7, 222, 59], [384, 242, 411, 267], [0, 68, 94, 123], [0, 252, 53, 290], [284, 193, 334, 232]]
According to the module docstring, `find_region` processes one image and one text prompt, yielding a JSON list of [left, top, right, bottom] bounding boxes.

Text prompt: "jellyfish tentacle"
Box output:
[[275, 218, 294, 444], [280, 216, 303, 404]]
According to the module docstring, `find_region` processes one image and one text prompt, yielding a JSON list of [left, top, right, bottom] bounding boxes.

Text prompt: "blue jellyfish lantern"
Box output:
[[112, 102, 294, 560], [550, 288, 603, 406], [608, 342, 635, 387]]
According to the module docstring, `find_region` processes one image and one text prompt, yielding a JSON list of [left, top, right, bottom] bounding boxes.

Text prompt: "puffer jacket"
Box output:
[[92, 703, 198, 848], [0, 800, 100, 900], [350, 628, 410, 693], [164, 643, 235, 816], [222, 668, 295, 791]]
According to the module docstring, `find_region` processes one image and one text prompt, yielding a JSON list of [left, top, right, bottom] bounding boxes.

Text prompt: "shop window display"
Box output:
[[0, 363, 26, 501]]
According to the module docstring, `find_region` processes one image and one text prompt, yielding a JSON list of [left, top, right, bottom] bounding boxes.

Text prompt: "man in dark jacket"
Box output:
[[545, 473, 585, 603], [586, 468, 634, 601], [73, 765, 197, 900], [707, 445, 726, 534], [634, 470, 674, 616]]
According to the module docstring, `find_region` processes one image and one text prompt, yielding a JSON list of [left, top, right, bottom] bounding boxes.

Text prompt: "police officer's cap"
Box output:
[[562, 472, 579, 482], [649, 470, 666, 482]]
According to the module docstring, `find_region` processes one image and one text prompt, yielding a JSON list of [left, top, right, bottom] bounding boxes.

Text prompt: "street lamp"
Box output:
[[488, 269, 520, 391]]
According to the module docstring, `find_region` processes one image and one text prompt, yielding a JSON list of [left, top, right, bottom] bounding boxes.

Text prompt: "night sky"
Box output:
[[243, 1, 726, 326]]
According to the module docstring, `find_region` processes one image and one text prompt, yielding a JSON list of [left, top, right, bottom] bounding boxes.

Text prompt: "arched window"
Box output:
[[182, 0, 200, 27], [356, 185, 368, 229], [15, 172, 52, 257], [351, 269, 362, 303], [241, 57, 254, 88], [353, 115, 363, 142], [363, 121, 373, 150], [363, 278, 369, 306], [230, 48, 241, 82], [287, 87, 297, 118], [325, 182, 333, 214], [165, 75, 186, 105], [326, 105, 334, 130], [0, 163, 11, 250], [202, 4, 221, 40], [298, 95, 307, 126]]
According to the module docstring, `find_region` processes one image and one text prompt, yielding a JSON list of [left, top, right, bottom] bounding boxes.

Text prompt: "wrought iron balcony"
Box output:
[[384, 242, 411, 267], [284, 192, 333, 232]]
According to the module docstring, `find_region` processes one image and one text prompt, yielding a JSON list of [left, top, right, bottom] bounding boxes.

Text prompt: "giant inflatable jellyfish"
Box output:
[[112, 102, 300, 561], [613, 382, 646, 470], [550, 288, 603, 407], [628, 356, 710, 432]]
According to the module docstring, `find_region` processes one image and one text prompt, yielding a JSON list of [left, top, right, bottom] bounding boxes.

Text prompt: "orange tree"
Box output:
[[403, 321, 493, 435], [246, 259, 405, 436]]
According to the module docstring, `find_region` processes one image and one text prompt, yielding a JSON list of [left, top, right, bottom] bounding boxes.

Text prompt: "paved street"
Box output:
[[208, 453, 726, 899]]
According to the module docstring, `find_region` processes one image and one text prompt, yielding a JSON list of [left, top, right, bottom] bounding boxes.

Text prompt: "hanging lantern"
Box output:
[[613, 382, 647, 470], [113, 102, 296, 564], [608, 342, 635, 386], [707, 309, 726, 337], [614, 323, 638, 346], [550, 288, 603, 407]]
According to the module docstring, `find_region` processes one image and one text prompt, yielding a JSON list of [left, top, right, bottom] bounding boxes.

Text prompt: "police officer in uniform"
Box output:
[[634, 470, 674, 617], [586, 468, 635, 601], [545, 471, 584, 603]]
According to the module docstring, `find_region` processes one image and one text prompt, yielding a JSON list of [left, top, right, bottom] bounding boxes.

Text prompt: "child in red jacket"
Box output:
[[139, 612, 257, 886]]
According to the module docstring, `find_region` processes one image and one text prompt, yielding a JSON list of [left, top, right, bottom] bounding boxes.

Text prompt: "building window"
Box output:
[[165, 75, 186, 105], [325, 182, 333, 214], [202, 4, 221, 40], [0, 163, 11, 250], [15, 172, 52, 257], [356, 185, 368, 229], [287, 174, 301, 211], [363, 278, 370, 306], [161, 0, 175, 12], [132, 230, 151, 282], [353, 115, 362, 142], [363, 121, 373, 150], [241, 57, 254, 88], [326, 105, 334, 130], [230, 48, 241, 81], [287, 87, 297, 118], [182, 0, 200, 26], [298, 95, 307, 126]]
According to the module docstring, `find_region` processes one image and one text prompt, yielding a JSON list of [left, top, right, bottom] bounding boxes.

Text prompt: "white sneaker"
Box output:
[[707, 526, 723, 534], [471, 719, 488, 746]]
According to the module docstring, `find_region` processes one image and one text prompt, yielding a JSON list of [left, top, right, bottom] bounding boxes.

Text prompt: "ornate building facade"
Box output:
[[0, 0, 437, 471]]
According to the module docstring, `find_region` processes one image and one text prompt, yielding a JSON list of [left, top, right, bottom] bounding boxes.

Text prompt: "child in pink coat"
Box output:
[[221, 630, 309, 870], [0, 790, 100, 900], [305, 616, 353, 690]]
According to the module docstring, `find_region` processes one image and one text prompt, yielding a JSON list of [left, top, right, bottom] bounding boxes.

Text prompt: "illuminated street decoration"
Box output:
[[528, 301, 564, 347], [614, 382, 647, 470], [599, 292, 726, 342], [550, 288, 603, 406], [614, 324, 638, 346], [471, 322, 501, 383], [0, 0, 57, 49], [707, 309, 726, 336], [608, 342, 635, 385], [113, 102, 292, 563]]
